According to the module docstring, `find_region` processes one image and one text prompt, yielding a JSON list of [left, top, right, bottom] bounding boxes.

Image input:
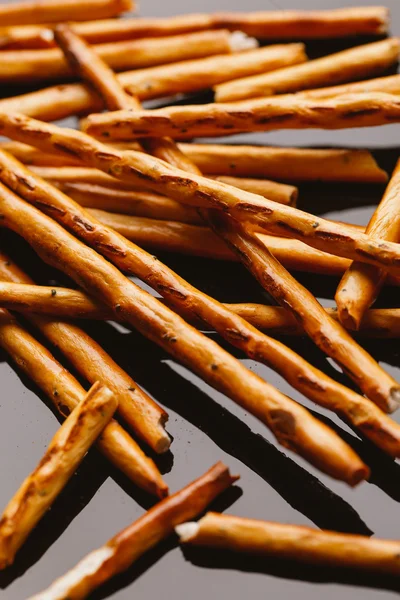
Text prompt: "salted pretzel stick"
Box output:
[[209, 210, 400, 412], [299, 74, 400, 100], [176, 512, 400, 575], [4, 113, 400, 277], [0, 181, 368, 483], [0, 382, 117, 569], [0, 0, 132, 26], [3, 282, 400, 339], [0, 300, 166, 497], [177, 143, 388, 183], [0, 252, 170, 454], [215, 38, 400, 102], [210, 176, 297, 205], [336, 160, 400, 330], [0, 30, 245, 84], [29, 463, 237, 600]]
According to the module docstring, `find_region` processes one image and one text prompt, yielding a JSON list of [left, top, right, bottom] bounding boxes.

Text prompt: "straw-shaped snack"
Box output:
[[0, 252, 170, 454], [0, 382, 117, 569], [209, 210, 400, 412], [209, 176, 297, 205], [215, 38, 400, 101], [176, 512, 400, 575], [28, 463, 237, 600], [299, 73, 400, 100], [0, 30, 244, 84], [177, 143, 388, 183], [0, 181, 368, 483], [0, 0, 132, 26], [5, 113, 400, 277], [83, 92, 400, 140], [336, 160, 400, 330], [3, 281, 400, 339]]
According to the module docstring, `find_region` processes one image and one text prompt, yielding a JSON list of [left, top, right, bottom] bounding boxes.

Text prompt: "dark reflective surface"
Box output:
[[2, 0, 400, 598]]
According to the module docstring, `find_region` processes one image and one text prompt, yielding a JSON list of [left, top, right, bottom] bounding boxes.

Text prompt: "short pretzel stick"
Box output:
[[0, 251, 170, 455], [2, 112, 400, 276], [0, 0, 133, 26], [0, 30, 245, 84], [299, 73, 400, 100], [176, 512, 400, 575], [336, 159, 400, 330], [0, 382, 117, 569], [215, 38, 400, 102], [0, 182, 367, 484], [28, 463, 237, 600]]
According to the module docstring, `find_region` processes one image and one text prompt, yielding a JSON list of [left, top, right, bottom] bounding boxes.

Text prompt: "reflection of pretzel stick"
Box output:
[[0, 382, 117, 569]]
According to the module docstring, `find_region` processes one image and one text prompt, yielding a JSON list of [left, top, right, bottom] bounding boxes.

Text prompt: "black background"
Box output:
[[2, 0, 400, 598]]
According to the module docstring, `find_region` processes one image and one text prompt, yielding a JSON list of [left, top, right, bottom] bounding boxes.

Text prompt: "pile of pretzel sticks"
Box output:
[[2, 1, 400, 597]]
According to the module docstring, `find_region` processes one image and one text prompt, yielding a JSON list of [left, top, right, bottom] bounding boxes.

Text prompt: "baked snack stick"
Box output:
[[0, 382, 117, 569], [298, 73, 400, 100]]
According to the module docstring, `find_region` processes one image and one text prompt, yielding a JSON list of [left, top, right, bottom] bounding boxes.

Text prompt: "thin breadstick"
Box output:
[[0, 252, 170, 455], [28, 463, 237, 600], [336, 159, 400, 330], [3, 282, 400, 339], [0, 0, 132, 26], [0, 382, 117, 569], [214, 38, 400, 102], [83, 92, 400, 140], [299, 74, 400, 100], [176, 512, 400, 575], [0, 7, 388, 50], [4, 112, 400, 277], [177, 143, 388, 183], [0, 181, 368, 483], [0, 30, 244, 84], [209, 176, 297, 204]]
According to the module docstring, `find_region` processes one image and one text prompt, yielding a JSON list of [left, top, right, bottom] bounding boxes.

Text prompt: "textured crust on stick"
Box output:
[[177, 512, 400, 575], [298, 74, 400, 100], [28, 463, 238, 600], [336, 160, 400, 330], [0, 382, 117, 569], [0, 30, 237, 84], [3, 113, 400, 277], [0, 252, 170, 455], [214, 38, 400, 102], [0, 0, 132, 26], [0, 181, 367, 484]]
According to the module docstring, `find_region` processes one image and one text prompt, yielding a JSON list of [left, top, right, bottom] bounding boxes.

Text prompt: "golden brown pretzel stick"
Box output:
[[215, 38, 400, 102], [0, 298, 167, 497], [0, 180, 368, 483], [299, 74, 400, 100], [0, 252, 170, 455], [177, 143, 388, 183], [83, 92, 400, 140], [0, 30, 243, 84], [211, 176, 297, 205], [0, 0, 132, 26], [0, 7, 388, 50], [3, 281, 400, 339], [4, 112, 400, 277], [29, 463, 237, 600], [336, 160, 400, 330], [209, 210, 400, 412], [0, 382, 117, 569], [176, 512, 400, 575]]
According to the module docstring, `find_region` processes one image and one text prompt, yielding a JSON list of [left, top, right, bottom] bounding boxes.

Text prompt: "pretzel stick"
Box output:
[[0, 251, 170, 455], [176, 512, 400, 575], [0, 30, 245, 84], [176, 143, 388, 183], [210, 177, 297, 205], [0, 0, 132, 26], [0, 382, 117, 569], [0, 180, 368, 483], [3, 112, 400, 276], [3, 282, 400, 339], [299, 73, 400, 100], [336, 159, 400, 330], [215, 38, 400, 102], [28, 462, 237, 600]]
